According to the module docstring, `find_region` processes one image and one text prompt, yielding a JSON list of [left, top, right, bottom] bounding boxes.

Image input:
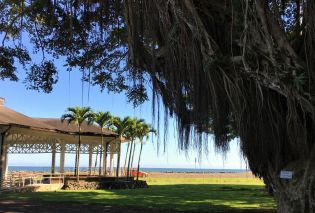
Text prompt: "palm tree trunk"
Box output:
[[127, 140, 134, 179], [76, 127, 81, 182], [137, 142, 144, 181], [123, 142, 131, 176], [74, 148, 78, 176], [130, 142, 136, 177], [116, 138, 122, 179], [104, 142, 109, 176], [93, 147, 99, 175], [99, 130, 104, 176]]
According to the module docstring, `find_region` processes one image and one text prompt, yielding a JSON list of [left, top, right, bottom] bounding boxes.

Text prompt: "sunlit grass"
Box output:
[[1, 177, 275, 212], [144, 177, 264, 185]]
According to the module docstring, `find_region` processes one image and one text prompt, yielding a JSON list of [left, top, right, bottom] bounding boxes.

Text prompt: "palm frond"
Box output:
[[61, 106, 93, 126]]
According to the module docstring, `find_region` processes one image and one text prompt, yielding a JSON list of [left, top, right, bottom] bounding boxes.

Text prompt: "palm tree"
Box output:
[[123, 141, 131, 176], [123, 119, 137, 176], [112, 116, 133, 178], [136, 122, 156, 180], [126, 118, 144, 178], [61, 106, 93, 182], [92, 111, 112, 176], [125, 118, 137, 179]]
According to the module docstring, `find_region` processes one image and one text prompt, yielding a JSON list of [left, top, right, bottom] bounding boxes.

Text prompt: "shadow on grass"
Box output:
[[1, 184, 276, 213]]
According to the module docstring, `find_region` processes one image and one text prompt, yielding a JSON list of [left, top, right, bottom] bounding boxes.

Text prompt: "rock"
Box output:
[[63, 177, 148, 190]]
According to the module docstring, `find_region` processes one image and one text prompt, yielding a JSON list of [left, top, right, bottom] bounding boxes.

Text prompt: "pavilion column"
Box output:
[[60, 143, 65, 174], [0, 128, 9, 184], [0, 132, 4, 183], [51, 143, 56, 174], [88, 144, 93, 175], [103, 142, 109, 176], [4, 146, 8, 180], [1, 143, 9, 180], [109, 153, 113, 176], [0, 141, 9, 181], [0, 144, 8, 182]]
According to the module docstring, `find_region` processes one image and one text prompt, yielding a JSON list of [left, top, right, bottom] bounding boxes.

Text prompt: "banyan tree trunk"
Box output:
[[238, 88, 315, 213], [124, 1, 315, 212], [265, 155, 315, 213]]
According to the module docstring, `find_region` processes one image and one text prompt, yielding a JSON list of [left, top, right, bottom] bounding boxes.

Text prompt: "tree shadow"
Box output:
[[0, 184, 276, 213]]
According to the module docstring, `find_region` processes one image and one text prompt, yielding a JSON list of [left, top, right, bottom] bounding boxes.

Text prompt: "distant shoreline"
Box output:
[[8, 166, 249, 173], [8, 170, 256, 179]]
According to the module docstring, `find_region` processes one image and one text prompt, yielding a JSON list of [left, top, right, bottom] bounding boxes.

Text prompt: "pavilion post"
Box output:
[[0, 139, 9, 182], [3, 145, 8, 179], [0, 132, 4, 183], [51, 143, 56, 174], [88, 144, 93, 176], [109, 152, 113, 176], [0, 127, 10, 184], [103, 142, 109, 176], [60, 143, 65, 174]]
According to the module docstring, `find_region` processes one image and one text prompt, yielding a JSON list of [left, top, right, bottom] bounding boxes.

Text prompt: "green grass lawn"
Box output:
[[1, 177, 276, 212], [145, 177, 264, 185]]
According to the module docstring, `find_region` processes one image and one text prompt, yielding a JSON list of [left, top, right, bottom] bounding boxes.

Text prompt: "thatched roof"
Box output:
[[0, 102, 116, 137]]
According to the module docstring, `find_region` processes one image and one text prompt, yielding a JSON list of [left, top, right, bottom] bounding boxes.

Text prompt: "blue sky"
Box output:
[[1, 56, 247, 169]]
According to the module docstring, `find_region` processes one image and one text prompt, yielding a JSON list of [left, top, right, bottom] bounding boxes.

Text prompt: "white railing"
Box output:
[[0, 174, 64, 193]]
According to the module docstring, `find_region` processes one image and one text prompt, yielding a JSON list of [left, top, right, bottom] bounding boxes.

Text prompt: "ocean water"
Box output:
[[8, 166, 248, 173]]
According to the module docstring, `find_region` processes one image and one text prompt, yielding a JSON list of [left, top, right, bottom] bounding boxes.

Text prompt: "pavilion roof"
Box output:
[[37, 118, 115, 136], [0, 105, 54, 131], [0, 105, 116, 137]]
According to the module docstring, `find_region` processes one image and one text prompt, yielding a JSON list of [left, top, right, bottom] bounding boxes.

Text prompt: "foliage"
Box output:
[[61, 106, 93, 180], [124, 118, 143, 140], [25, 61, 58, 93], [135, 122, 156, 180], [92, 111, 112, 130], [124, 117, 141, 177], [61, 106, 93, 127], [92, 111, 113, 175], [111, 116, 133, 137], [110, 116, 134, 177], [0, 47, 30, 81], [136, 122, 156, 143], [0, 0, 148, 105]]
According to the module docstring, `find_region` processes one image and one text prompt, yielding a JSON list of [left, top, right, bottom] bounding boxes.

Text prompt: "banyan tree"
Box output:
[[1, 1, 315, 212]]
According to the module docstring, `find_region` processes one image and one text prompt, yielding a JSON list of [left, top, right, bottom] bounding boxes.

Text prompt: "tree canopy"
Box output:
[[0, 0, 147, 105]]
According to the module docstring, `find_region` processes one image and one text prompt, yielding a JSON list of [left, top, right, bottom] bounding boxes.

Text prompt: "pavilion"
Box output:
[[0, 98, 124, 183]]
